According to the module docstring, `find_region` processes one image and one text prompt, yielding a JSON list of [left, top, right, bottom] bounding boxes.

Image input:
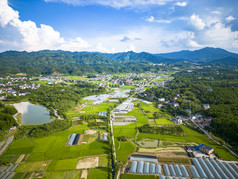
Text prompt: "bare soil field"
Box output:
[[138, 146, 186, 153], [76, 157, 99, 169]]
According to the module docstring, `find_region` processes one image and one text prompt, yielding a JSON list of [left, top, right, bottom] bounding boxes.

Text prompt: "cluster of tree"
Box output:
[[80, 114, 107, 121], [80, 114, 108, 128], [16, 118, 72, 138], [117, 136, 127, 142], [0, 103, 18, 132], [26, 82, 106, 117], [138, 124, 185, 136], [145, 67, 238, 152]]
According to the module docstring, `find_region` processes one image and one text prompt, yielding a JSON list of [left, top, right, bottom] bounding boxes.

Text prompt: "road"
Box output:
[[190, 118, 238, 159], [110, 79, 156, 179]]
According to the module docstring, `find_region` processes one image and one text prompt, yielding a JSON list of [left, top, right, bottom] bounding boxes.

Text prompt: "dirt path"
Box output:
[[81, 169, 88, 179], [16, 154, 25, 163]]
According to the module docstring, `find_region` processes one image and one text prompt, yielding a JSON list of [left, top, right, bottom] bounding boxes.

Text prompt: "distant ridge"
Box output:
[[155, 47, 238, 62], [0, 47, 238, 76], [101, 51, 175, 63]]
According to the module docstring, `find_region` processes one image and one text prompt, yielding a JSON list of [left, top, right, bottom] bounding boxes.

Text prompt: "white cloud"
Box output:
[[211, 11, 221, 15], [204, 22, 238, 43], [0, 0, 19, 27], [45, 0, 177, 8], [145, 16, 155, 22], [189, 14, 206, 30], [175, 2, 187, 7], [0, 0, 90, 52], [146, 16, 172, 23], [226, 16, 235, 22]]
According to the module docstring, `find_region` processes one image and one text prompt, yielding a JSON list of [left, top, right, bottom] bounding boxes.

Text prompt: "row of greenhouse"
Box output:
[[130, 161, 161, 175], [190, 157, 238, 179], [67, 134, 80, 146], [129, 157, 238, 179], [0, 163, 18, 179]]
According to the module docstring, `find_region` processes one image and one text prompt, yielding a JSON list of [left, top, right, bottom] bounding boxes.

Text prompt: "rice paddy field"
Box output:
[[137, 125, 237, 161], [155, 118, 174, 125], [88, 168, 109, 179], [44, 170, 82, 179], [113, 101, 237, 162], [1, 84, 238, 179], [0, 123, 110, 177]]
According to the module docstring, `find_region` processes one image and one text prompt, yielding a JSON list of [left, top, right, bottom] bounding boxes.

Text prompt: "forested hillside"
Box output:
[[1, 47, 238, 76], [156, 47, 238, 62], [144, 67, 238, 152], [0, 51, 167, 76]]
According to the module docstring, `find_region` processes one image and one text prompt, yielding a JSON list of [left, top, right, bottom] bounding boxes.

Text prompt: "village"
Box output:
[[0, 72, 238, 179]]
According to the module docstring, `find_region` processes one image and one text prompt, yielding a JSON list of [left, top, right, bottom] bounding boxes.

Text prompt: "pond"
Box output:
[[14, 102, 55, 125]]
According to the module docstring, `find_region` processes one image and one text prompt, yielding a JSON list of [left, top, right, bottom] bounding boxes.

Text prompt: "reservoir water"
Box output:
[[14, 102, 55, 125]]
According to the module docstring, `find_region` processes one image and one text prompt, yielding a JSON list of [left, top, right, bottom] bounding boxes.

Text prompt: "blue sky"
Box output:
[[0, 0, 238, 53]]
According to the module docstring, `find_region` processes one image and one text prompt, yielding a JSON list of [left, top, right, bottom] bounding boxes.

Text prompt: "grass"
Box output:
[[44, 170, 82, 179], [151, 77, 168, 83], [155, 118, 174, 125], [15, 160, 50, 172], [119, 85, 136, 89], [137, 125, 238, 161], [16, 113, 22, 124], [82, 101, 115, 115], [12, 172, 29, 179], [47, 158, 78, 171], [63, 76, 88, 81], [146, 112, 154, 119], [69, 124, 89, 134], [140, 102, 173, 118], [3, 125, 108, 162], [99, 155, 108, 167], [117, 141, 136, 162], [88, 168, 109, 179]]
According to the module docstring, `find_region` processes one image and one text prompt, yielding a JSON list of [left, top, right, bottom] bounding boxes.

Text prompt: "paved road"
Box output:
[[111, 79, 156, 179], [190, 119, 238, 159]]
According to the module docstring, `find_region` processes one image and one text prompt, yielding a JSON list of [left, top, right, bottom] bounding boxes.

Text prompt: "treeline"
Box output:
[[80, 114, 108, 128], [138, 124, 185, 136], [16, 118, 72, 138], [0, 103, 18, 132], [27, 82, 106, 117], [0, 51, 167, 76]]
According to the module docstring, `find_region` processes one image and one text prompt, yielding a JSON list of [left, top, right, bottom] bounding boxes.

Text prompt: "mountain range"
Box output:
[[0, 47, 238, 76]]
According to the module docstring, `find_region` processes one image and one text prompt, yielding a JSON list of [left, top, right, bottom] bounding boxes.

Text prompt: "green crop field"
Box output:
[[47, 158, 78, 171], [44, 170, 82, 179], [155, 118, 174, 125], [63, 76, 88, 81], [137, 125, 238, 161], [140, 103, 158, 113], [82, 101, 115, 114], [99, 155, 108, 167], [69, 124, 89, 134], [151, 77, 168, 83], [12, 172, 29, 179], [116, 141, 136, 162], [2, 125, 108, 163], [146, 112, 154, 119], [15, 161, 50, 172], [119, 85, 136, 89], [88, 168, 109, 179]]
